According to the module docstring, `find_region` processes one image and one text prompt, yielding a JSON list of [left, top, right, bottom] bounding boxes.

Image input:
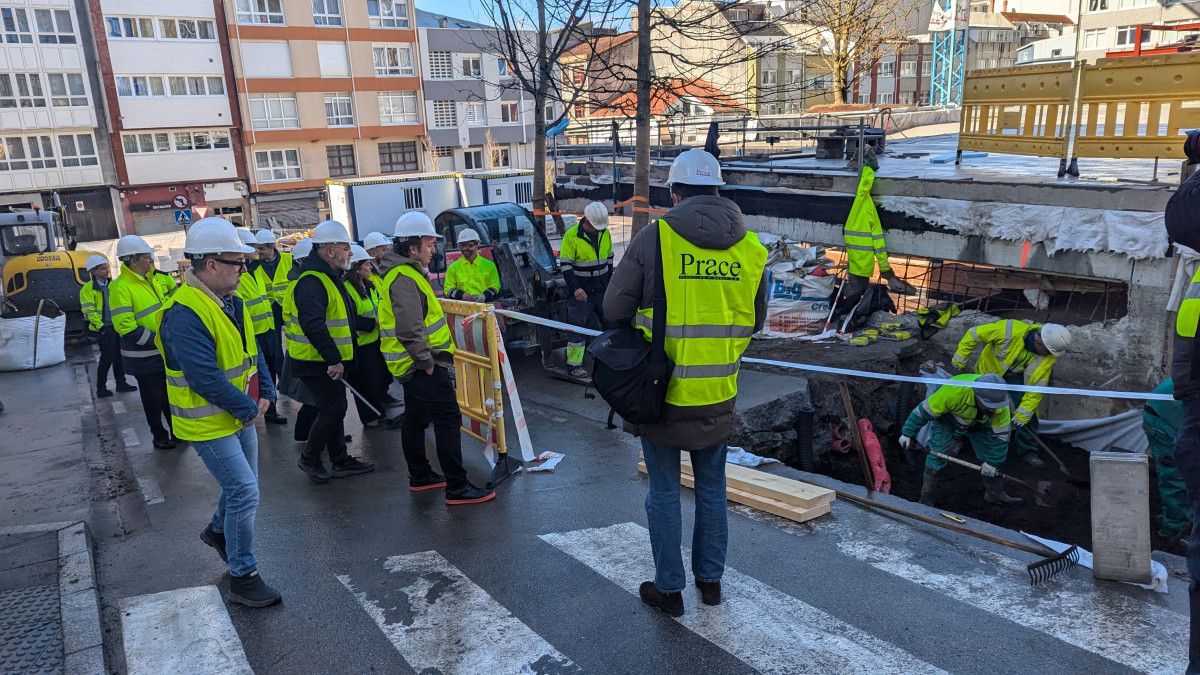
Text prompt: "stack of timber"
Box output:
[[637, 455, 834, 523]]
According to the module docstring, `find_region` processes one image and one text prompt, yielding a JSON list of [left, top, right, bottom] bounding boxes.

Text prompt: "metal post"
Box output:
[[741, 114, 748, 156], [857, 117, 865, 168]]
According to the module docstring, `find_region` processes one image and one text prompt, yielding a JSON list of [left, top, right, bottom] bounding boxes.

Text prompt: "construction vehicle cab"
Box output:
[[431, 203, 558, 274], [1, 208, 95, 331]]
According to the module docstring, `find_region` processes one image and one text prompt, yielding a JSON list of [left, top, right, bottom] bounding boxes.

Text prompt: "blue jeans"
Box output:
[[642, 438, 728, 593], [193, 428, 260, 577], [1174, 399, 1200, 673]]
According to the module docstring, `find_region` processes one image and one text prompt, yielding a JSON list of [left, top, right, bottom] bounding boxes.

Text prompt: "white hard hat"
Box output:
[[349, 244, 372, 264], [583, 202, 609, 230], [254, 230, 278, 245], [84, 254, 108, 271], [457, 228, 481, 243], [666, 148, 725, 186], [184, 217, 255, 255], [236, 229, 257, 245], [362, 231, 392, 251], [393, 211, 441, 239], [116, 234, 155, 258], [973, 373, 1010, 410], [312, 220, 353, 244], [291, 238, 313, 258], [1039, 324, 1071, 356]]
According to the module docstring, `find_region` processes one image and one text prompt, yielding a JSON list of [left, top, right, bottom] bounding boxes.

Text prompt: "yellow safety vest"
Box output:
[[843, 166, 891, 277], [153, 269, 178, 298], [1177, 266, 1200, 338], [345, 280, 381, 346], [952, 319, 1055, 425], [237, 271, 274, 335], [559, 225, 614, 280], [282, 271, 353, 362], [110, 266, 166, 360], [254, 252, 294, 305], [444, 255, 501, 297], [154, 285, 258, 442], [378, 264, 456, 377], [634, 220, 767, 407], [79, 281, 107, 331]]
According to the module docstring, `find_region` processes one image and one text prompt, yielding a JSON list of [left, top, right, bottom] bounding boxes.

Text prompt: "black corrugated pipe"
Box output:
[[895, 382, 915, 426], [795, 401, 815, 472]]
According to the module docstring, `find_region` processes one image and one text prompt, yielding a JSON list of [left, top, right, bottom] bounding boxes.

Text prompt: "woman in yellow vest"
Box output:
[[343, 245, 389, 427], [157, 217, 280, 608]]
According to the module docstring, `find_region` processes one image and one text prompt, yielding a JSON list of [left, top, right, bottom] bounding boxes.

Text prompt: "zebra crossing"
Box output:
[[120, 517, 1186, 674]]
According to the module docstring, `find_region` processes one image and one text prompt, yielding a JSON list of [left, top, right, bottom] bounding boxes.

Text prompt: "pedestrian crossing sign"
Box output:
[[175, 209, 192, 227]]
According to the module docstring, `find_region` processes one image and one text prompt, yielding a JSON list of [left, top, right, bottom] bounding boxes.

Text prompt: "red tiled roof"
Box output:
[[1001, 12, 1074, 26], [589, 78, 746, 117], [561, 33, 637, 60]]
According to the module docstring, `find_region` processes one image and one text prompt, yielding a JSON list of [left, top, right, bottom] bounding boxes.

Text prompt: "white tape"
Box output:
[[491, 309, 1173, 402]]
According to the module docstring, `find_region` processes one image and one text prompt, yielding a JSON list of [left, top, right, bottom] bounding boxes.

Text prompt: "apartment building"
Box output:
[[90, 0, 246, 234], [851, 41, 935, 108], [1076, 0, 1200, 63], [0, 0, 120, 240], [416, 10, 536, 172], [222, 0, 425, 230]]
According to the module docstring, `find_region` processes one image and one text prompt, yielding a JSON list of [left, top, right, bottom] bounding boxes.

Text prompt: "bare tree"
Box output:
[[805, 0, 915, 105], [483, 129, 501, 170], [419, 134, 441, 173]]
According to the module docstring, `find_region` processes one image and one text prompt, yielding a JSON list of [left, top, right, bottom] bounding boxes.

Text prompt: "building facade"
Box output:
[[1076, 0, 1200, 64], [851, 41, 935, 108], [90, 0, 247, 234], [222, 0, 426, 231], [1, 0, 120, 241], [416, 10, 536, 173]]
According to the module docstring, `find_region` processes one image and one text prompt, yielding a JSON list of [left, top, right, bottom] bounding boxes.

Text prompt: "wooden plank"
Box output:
[[839, 382, 876, 489], [638, 463, 831, 524], [676, 455, 834, 509]]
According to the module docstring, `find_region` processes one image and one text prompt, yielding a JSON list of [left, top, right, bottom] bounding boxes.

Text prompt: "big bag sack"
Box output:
[[588, 225, 673, 425]]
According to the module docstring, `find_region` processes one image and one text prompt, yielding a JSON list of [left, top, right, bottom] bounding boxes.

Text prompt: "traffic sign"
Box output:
[[173, 194, 189, 208], [175, 209, 192, 226], [194, 205, 210, 219]]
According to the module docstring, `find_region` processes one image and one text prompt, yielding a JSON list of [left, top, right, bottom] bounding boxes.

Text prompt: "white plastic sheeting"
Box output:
[[1039, 409, 1148, 455], [877, 196, 1168, 260], [0, 313, 65, 371]]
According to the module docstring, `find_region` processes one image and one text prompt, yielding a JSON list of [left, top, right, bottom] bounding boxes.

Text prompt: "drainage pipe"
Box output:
[[795, 402, 815, 472]]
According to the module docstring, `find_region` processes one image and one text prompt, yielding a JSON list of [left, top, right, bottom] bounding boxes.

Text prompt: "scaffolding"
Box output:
[[930, 0, 967, 107]]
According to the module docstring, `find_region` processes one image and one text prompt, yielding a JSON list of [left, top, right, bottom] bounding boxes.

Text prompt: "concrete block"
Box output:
[[60, 588, 103, 655], [1090, 452, 1152, 584], [58, 550, 95, 594], [57, 523, 87, 556], [64, 645, 106, 675], [120, 586, 253, 675]]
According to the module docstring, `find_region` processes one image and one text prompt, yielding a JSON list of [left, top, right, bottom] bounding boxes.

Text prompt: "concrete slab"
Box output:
[[120, 586, 252, 675]]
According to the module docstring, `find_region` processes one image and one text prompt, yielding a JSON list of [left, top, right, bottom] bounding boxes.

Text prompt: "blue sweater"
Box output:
[[160, 291, 276, 425]]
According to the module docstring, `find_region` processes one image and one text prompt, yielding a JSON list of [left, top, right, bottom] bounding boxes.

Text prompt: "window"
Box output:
[[174, 130, 223, 151], [0, 136, 56, 170], [1115, 25, 1151, 47], [1051, 48, 1063, 57], [785, 69, 802, 85], [313, 0, 342, 26], [434, 146, 453, 157], [403, 186, 423, 210], [207, 77, 225, 95], [429, 52, 453, 79], [2, 8, 32, 43], [463, 148, 482, 170], [876, 92, 894, 105], [326, 144, 356, 177], [249, 93, 299, 129], [367, 0, 409, 28], [919, 90, 931, 106], [501, 102, 519, 123], [158, 18, 217, 40], [46, 74, 87, 107], [433, 100, 456, 128], [878, 62, 895, 77], [14, 74, 45, 107], [34, 9, 75, 44], [1086, 0, 1109, 10], [898, 91, 915, 105], [167, 76, 219, 97], [805, 74, 831, 90], [378, 91, 418, 124], [373, 45, 413, 76], [255, 149, 301, 182], [498, 58, 509, 78], [1118, 0, 1156, 7], [1, 137, 28, 170], [241, 42, 293, 77], [379, 141, 418, 173], [728, 8, 748, 21], [58, 133, 98, 167], [544, 103, 555, 123], [1083, 28, 1107, 50], [318, 42, 350, 77], [106, 16, 155, 38], [515, 181, 532, 204], [238, 0, 285, 24], [491, 147, 509, 168], [465, 102, 485, 126], [901, 61, 916, 76], [761, 70, 777, 86], [122, 132, 171, 154], [116, 76, 164, 98], [922, 58, 932, 73], [24, 136, 56, 168], [0, 76, 15, 108], [461, 54, 482, 78], [324, 93, 354, 126]]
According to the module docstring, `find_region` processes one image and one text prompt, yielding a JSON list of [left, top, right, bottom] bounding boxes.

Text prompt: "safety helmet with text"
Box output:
[[666, 148, 725, 186]]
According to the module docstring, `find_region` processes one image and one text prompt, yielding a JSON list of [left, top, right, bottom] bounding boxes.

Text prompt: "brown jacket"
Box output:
[[602, 195, 768, 451], [377, 250, 454, 381]]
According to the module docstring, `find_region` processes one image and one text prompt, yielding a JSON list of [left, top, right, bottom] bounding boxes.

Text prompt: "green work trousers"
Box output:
[[1143, 410, 1191, 536], [923, 417, 1009, 471]]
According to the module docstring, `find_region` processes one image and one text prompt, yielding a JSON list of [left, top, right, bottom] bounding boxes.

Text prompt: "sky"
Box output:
[[415, 0, 489, 25]]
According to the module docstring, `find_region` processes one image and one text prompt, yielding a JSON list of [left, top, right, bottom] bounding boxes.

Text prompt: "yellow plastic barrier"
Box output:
[[439, 299, 508, 463], [1073, 52, 1200, 160], [958, 63, 1078, 160]]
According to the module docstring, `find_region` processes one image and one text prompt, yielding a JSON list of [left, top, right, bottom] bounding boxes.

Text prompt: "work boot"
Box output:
[[1021, 452, 1046, 469], [116, 381, 137, 392], [200, 524, 228, 563], [639, 581, 684, 617], [569, 366, 591, 382], [445, 483, 496, 505], [330, 456, 375, 478], [883, 271, 917, 295], [409, 471, 447, 492], [264, 404, 287, 425], [227, 570, 282, 608], [983, 475, 1024, 506], [296, 458, 331, 484], [96, 388, 113, 398], [385, 395, 404, 409], [695, 580, 721, 606], [153, 436, 177, 450], [918, 468, 939, 507], [384, 414, 404, 430]]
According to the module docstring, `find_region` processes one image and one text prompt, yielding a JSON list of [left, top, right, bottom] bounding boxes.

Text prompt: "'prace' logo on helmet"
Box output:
[[695, 169, 712, 178], [678, 253, 741, 281]]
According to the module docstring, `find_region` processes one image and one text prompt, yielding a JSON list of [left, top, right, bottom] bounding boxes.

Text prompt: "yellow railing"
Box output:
[[440, 299, 507, 461], [959, 62, 1078, 161]]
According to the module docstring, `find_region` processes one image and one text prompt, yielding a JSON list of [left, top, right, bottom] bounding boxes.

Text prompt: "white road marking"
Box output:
[[119, 586, 252, 675], [730, 503, 1189, 674], [137, 477, 164, 505], [111, 401, 126, 414], [121, 427, 140, 447], [338, 551, 580, 674], [541, 522, 945, 675]]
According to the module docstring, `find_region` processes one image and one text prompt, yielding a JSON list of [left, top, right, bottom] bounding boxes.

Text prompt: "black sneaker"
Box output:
[[409, 472, 447, 492], [264, 405, 288, 425], [152, 437, 177, 450], [227, 570, 281, 608], [116, 381, 137, 392], [639, 581, 684, 617], [445, 483, 495, 505], [695, 580, 721, 606], [96, 388, 113, 398], [296, 458, 331, 484], [201, 525, 227, 563], [330, 457, 376, 478]]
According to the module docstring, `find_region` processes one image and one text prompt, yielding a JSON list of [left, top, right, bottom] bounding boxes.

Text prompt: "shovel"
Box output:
[[1020, 427, 1090, 487], [925, 448, 1053, 507]]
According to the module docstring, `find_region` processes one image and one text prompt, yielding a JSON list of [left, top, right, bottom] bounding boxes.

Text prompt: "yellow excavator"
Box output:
[[0, 205, 100, 334]]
